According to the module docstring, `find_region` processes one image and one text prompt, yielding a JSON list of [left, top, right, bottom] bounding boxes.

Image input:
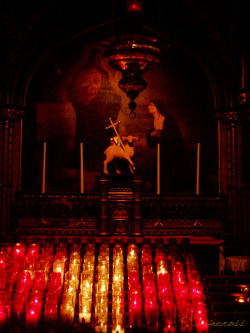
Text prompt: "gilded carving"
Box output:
[[220, 111, 239, 124], [108, 195, 134, 200], [238, 92, 250, 104], [1, 107, 25, 121]]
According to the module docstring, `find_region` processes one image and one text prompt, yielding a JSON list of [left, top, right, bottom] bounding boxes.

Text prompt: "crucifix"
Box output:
[[105, 118, 124, 150]]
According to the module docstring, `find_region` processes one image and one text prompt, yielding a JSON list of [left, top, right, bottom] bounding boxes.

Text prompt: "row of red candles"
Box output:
[[0, 241, 76, 332], [126, 243, 209, 333], [169, 246, 208, 333]]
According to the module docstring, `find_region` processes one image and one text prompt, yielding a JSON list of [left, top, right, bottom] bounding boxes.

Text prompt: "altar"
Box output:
[[15, 175, 225, 239]]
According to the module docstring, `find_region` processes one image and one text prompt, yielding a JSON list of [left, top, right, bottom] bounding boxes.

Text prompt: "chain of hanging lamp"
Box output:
[[103, 0, 164, 118]]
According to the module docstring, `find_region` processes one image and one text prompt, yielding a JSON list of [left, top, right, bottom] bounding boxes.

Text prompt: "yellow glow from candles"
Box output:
[[160, 267, 166, 274], [68, 286, 74, 293], [70, 252, 81, 264], [60, 303, 74, 323], [238, 297, 245, 303], [79, 312, 91, 323], [112, 325, 124, 333]]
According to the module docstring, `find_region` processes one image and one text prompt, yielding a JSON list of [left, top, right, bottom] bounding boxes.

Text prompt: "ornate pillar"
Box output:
[[220, 111, 240, 190], [237, 88, 250, 255], [215, 113, 222, 194], [220, 110, 242, 251], [133, 177, 143, 236], [0, 106, 25, 237]]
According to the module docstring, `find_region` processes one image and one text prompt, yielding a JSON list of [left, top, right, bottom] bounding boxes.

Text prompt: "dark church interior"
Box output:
[[0, 0, 250, 332]]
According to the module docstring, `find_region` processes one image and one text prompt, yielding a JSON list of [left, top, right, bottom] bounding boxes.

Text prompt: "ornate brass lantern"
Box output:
[[103, 0, 162, 118]]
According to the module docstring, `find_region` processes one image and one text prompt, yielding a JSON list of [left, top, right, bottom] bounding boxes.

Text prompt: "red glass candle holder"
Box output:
[[128, 272, 140, 287], [0, 304, 7, 331], [161, 300, 176, 326], [144, 297, 158, 327], [26, 302, 39, 333], [129, 293, 142, 327], [45, 303, 58, 324]]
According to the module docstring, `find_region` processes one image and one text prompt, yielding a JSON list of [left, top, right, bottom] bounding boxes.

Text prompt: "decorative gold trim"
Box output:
[[220, 111, 239, 124], [238, 92, 250, 104], [1, 107, 25, 121]]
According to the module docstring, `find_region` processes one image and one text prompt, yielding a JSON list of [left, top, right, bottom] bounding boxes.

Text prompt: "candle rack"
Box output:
[[0, 238, 211, 333]]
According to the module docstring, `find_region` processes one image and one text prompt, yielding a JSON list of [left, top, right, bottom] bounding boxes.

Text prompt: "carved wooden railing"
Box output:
[[13, 192, 226, 238], [141, 194, 226, 237], [14, 193, 100, 236]]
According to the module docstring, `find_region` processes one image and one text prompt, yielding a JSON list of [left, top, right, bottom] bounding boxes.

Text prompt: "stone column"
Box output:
[[0, 107, 25, 237], [220, 110, 244, 252]]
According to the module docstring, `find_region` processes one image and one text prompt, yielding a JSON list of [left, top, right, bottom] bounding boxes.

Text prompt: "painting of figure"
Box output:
[[23, 38, 217, 194], [146, 99, 190, 192], [65, 48, 121, 170]]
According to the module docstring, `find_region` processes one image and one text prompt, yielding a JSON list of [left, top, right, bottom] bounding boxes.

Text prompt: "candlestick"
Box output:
[[196, 142, 200, 195], [241, 52, 245, 90], [157, 142, 160, 195], [80, 142, 84, 193], [42, 141, 46, 194]]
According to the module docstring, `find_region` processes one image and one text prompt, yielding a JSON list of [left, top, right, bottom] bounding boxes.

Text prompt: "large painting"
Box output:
[[23, 36, 218, 194]]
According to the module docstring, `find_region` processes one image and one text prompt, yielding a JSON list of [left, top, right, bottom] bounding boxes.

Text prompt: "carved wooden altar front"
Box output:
[[14, 175, 225, 239]]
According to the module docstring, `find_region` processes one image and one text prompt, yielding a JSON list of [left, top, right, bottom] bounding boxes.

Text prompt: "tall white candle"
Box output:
[[18, 118, 23, 191], [196, 142, 200, 195], [157, 142, 160, 195], [241, 52, 245, 90], [80, 142, 84, 193], [42, 141, 46, 193]]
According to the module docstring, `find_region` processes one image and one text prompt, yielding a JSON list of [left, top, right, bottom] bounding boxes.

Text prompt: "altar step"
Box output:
[[203, 276, 250, 332]]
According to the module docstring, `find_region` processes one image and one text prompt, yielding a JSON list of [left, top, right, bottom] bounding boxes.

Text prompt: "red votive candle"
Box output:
[[158, 272, 170, 285], [0, 252, 8, 271], [13, 243, 26, 256], [29, 291, 43, 315], [129, 293, 142, 327], [143, 279, 156, 295], [0, 305, 7, 331], [45, 303, 58, 324], [28, 244, 40, 256], [195, 317, 208, 333], [161, 300, 176, 327], [34, 271, 46, 290], [26, 303, 39, 333], [128, 272, 139, 286], [49, 272, 62, 287], [12, 243, 26, 267], [144, 296, 158, 327], [46, 290, 60, 305]]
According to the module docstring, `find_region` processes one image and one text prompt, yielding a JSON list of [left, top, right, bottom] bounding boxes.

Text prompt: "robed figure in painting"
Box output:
[[146, 99, 189, 192]]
